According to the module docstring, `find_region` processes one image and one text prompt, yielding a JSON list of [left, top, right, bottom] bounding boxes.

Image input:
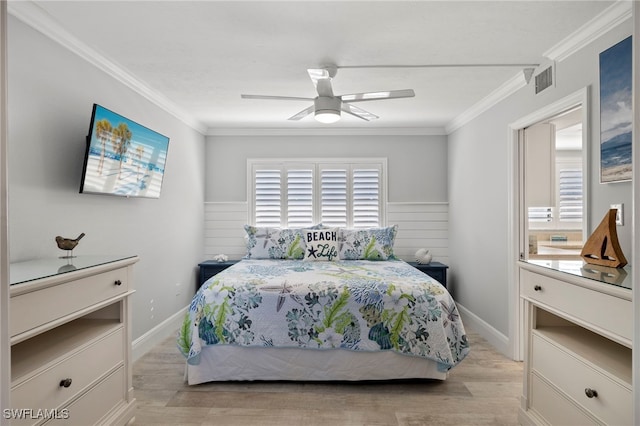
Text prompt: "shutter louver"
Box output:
[[287, 169, 313, 227], [321, 169, 347, 227], [353, 168, 380, 227], [255, 169, 281, 227], [528, 207, 552, 222], [558, 168, 583, 221]]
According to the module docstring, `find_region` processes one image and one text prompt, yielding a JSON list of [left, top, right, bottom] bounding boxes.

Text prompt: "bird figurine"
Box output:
[[56, 233, 85, 258]]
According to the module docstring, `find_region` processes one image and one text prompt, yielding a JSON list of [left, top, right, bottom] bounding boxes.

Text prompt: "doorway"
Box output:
[[507, 88, 589, 360], [524, 107, 585, 262]]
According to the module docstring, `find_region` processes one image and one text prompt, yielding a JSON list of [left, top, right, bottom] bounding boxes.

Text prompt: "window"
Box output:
[[557, 167, 583, 222], [527, 157, 583, 229], [249, 159, 386, 228]]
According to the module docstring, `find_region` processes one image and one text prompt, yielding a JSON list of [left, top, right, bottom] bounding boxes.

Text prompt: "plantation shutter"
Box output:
[[254, 169, 282, 227], [250, 159, 385, 228], [558, 168, 583, 222], [287, 168, 314, 227], [528, 207, 553, 222], [320, 168, 348, 227], [352, 167, 380, 227]]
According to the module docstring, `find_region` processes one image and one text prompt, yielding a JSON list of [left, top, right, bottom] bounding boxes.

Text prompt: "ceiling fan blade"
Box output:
[[241, 94, 314, 101], [288, 105, 315, 121], [341, 104, 378, 121], [341, 89, 415, 103], [307, 68, 334, 97]]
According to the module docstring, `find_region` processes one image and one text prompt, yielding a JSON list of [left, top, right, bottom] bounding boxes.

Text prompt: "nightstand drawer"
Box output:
[[407, 261, 448, 288], [198, 260, 239, 288]]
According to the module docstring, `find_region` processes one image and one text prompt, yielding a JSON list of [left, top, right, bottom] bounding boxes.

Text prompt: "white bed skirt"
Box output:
[[185, 345, 448, 384]]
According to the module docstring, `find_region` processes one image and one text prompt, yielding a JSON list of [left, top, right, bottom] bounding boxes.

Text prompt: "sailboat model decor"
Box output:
[[580, 209, 627, 268]]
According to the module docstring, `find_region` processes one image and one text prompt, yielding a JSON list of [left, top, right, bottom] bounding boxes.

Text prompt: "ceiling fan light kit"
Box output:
[[315, 110, 341, 123], [314, 97, 342, 123]]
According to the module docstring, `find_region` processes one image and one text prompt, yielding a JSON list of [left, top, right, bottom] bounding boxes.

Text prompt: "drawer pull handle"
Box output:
[[533, 285, 542, 291], [114, 279, 122, 286], [59, 378, 72, 388], [584, 388, 598, 398]]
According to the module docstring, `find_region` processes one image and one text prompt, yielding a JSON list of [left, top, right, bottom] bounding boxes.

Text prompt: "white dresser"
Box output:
[[9, 255, 138, 426], [518, 260, 632, 426]]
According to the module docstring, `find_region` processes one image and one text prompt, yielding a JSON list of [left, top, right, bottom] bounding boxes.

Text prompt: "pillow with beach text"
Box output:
[[302, 228, 339, 261]]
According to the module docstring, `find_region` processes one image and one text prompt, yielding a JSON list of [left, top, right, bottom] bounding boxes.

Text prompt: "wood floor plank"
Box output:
[[202, 408, 398, 426], [132, 327, 523, 425]]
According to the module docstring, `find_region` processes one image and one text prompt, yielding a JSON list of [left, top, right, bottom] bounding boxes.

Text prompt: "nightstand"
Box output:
[[407, 261, 448, 288], [197, 260, 239, 288]]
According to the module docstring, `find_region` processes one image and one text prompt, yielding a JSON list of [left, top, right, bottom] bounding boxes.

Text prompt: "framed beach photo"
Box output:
[[599, 36, 632, 183]]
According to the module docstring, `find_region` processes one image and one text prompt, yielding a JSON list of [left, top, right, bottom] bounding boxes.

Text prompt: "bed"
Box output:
[[178, 251, 469, 384]]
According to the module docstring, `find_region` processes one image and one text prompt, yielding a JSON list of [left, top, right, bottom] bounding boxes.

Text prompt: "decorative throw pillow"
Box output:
[[302, 228, 339, 261], [338, 225, 398, 260], [243, 225, 306, 259]]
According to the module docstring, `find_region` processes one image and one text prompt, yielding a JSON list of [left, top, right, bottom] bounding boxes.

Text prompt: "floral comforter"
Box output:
[[178, 259, 469, 372]]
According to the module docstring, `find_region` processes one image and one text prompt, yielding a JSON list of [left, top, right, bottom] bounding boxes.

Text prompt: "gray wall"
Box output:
[[8, 17, 206, 340], [205, 134, 448, 203], [449, 21, 633, 338]]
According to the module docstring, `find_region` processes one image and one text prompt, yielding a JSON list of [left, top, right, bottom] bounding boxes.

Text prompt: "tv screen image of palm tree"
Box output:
[[84, 105, 169, 198]]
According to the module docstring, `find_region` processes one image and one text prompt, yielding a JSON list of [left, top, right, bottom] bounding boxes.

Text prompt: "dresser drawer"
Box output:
[[44, 367, 126, 425], [530, 373, 598, 425], [11, 268, 129, 337], [12, 327, 124, 425], [532, 332, 632, 425], [521, 269, 631, 342]]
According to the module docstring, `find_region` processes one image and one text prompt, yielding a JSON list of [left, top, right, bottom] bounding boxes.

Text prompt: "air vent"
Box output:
[[535, 66, 553, 94]]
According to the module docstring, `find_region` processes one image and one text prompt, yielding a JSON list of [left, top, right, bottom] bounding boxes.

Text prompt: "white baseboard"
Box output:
[[456, 303, 512, 359], [132, 306, 188, 362]]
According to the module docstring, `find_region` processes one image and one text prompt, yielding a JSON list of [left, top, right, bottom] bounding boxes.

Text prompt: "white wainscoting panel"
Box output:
[[387, 202, 449, 264], [204, 202, 249, 260], [204, 201, 449, 264]]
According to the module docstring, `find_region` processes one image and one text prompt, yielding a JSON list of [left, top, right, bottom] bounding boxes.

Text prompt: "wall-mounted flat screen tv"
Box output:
[[80, 104, 169, 199]]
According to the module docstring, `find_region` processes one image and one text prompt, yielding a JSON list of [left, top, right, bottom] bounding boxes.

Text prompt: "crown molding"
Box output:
[[206, 126, 447, 137], [445, 71, 527, 134], [8, 1, 207, 134], [9, 1, 631, 138], [544, 0, 632, 62], [445, 0, 631, 135]]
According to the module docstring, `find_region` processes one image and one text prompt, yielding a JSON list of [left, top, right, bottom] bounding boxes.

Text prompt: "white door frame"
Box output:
[[506, 87, 589, 361], [0, 0, 10, 413], [631, 4, 639, 423]]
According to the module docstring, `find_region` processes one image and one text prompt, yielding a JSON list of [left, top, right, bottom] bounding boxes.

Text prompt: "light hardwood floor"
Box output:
[[131, 327, 523, 426]]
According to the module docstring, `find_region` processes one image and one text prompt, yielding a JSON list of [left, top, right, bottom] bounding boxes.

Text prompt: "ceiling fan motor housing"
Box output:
[[314, 96, 342, 117]]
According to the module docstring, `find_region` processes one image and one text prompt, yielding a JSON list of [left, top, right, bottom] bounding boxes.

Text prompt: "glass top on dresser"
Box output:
[[10, 255, 138, 286], [527, 259, 631, 290]]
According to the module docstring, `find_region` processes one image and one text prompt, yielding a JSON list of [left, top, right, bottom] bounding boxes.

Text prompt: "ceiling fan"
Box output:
[[241, 67, 415, 123]]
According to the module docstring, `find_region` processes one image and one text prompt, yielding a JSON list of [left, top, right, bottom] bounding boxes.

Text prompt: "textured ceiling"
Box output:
[[20, 1, 619, 133]]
